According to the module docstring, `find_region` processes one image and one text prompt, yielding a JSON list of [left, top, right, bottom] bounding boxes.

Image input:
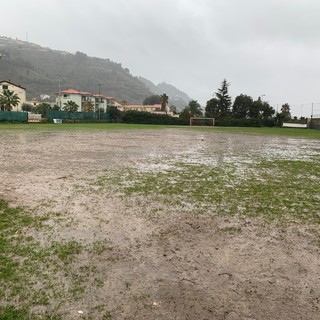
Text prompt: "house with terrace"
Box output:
[[56, 89, 119, 112], [56, 88, 174, 116]]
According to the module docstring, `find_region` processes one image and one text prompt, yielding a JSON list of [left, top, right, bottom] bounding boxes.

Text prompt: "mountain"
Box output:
[[139, 76, 191, 110], [0, 36, 191, 106]]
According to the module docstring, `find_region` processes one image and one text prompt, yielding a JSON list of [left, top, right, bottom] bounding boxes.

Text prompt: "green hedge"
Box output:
[[122, 111, 188, 125], [215, 118, 275, 127]]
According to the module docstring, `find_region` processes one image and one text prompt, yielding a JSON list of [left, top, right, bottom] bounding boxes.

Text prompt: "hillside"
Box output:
[[139, 76, 191, 110], [0, 36, 190, 105]]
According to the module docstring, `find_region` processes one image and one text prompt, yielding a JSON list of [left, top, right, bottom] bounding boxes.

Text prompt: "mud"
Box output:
[[0, 128, 319, 319]]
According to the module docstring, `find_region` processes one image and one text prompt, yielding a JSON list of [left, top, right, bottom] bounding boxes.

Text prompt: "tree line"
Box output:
[[178, 79, 293, 126], [1, 80, 295, 127]]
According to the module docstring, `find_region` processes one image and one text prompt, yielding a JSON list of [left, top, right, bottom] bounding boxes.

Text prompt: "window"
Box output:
[[2, 85, 8, 90]]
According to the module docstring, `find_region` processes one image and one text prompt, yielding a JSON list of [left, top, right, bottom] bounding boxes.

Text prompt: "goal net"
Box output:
[[190, 117, 215, 126]]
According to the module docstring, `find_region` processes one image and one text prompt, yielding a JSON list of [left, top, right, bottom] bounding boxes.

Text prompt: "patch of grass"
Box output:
[[218, 226, 242, 234], [52, 240, 82, 264], [90, 240, 113, 255], [187, 126, 320, 139], [102, 311, 112, 319], [1, 123, 320, 139], [0, 123, 174, 132], [95, 157, 320, 223], [125, 281, 132, 290], [0, 199, 110, 318], [0, 305, 31, 319]]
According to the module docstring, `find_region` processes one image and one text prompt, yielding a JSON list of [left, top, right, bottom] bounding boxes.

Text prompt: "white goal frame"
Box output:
[[189, 117, 215, 126]]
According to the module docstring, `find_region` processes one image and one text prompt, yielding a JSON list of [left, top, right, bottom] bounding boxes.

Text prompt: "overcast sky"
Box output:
[[1, 0, 320, 116]]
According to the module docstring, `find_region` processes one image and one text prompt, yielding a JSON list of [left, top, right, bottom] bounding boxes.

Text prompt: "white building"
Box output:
[[56, 89, 119, 112]]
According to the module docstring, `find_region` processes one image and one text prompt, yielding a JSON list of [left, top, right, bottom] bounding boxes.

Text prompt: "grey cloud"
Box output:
[[1, 0, 320, 116]]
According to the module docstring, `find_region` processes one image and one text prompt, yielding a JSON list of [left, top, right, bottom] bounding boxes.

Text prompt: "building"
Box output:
[[123, 104, 174, 116], [56, 89, 120, 112], [56, 88, 175, 116], [0, 80, 26, 111]]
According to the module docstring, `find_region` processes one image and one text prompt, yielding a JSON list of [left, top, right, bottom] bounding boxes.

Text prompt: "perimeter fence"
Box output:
[[0, 111, 28, 122], [46, 110, 110, 122]]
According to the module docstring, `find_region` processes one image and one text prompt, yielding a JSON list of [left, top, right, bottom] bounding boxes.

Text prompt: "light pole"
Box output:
[[58, 75, 61, 109], [261, 94, 265, 102], [98, 83, 101, 123]]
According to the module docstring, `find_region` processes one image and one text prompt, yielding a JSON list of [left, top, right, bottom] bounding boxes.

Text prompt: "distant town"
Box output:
[[0, 79, 175, 117]]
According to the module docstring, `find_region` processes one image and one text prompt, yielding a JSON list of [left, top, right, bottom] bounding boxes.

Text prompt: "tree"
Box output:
[[169, 105, 177, 113], [179, 106, 191, 122], [232, 94, 253, 119], [261, 101, 275, 120], [107, 106, 121, 122], [82, 101, 94, 113], [215, 79, 232, 118], [0, 90, 20, 111], [143, 95, 161, 105], [188, 100, 203, 117], [21, 103, 34, 112], [160, 93, 169, 112], [247, 97, 275, 125], [249, 97, 263, 120], [280, 103, 291, 120], [33, 103, 52, 114], [205, 97, 219, 118], [63, 101, 79, 113], [274, 112, 286, 127]]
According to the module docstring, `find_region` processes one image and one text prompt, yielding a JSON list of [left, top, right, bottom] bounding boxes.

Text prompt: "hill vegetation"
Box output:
[[0, 36, 190, 105], [139, 76, 191, 110]]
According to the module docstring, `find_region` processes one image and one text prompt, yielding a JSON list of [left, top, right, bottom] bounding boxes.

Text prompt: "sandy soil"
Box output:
[[0, 128, 319, 319]]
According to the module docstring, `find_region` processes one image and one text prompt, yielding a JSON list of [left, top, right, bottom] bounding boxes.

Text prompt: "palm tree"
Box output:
[[0, 90, 20, 111], [160, 93, 169, 112], [188, 100, 203, 117]]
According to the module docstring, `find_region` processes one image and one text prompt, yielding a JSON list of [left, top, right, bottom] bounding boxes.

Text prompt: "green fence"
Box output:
[[0, 111, 28, 122], [46, 110, 110, 122], [310, 118, 320, 130]]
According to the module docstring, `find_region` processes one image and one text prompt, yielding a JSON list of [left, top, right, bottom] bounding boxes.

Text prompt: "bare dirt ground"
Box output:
[[0, 128, 319, 319]]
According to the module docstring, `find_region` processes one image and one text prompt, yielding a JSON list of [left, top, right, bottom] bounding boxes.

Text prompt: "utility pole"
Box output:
[[58, 75, 61, 109], [98, 83, 101, 123]]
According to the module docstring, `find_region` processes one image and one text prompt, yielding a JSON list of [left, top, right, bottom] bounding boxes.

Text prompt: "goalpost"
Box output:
[[190, 117, 215, 126]]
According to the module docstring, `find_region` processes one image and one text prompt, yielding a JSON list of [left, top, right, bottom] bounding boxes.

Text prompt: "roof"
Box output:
[[0, 80, 26, 91], [60, 89, 93, 96], [125, 104, 161, 109], [78, 91, 93, 96], [113, 101, 123, 107], [60, 89, 80, 94]]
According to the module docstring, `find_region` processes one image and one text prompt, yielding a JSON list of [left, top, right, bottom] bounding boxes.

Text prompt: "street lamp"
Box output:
[[261, 94, 265, 102], [98, 83, 101, 123]]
